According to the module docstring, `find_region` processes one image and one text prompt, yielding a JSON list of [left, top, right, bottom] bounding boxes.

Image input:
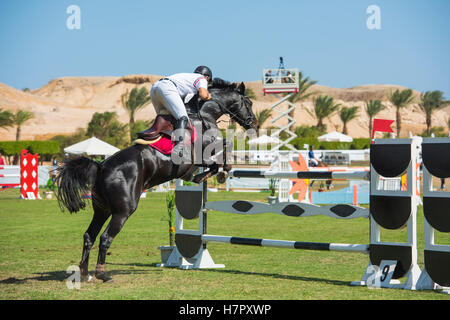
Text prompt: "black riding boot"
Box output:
[[172, 116, 189, 159]]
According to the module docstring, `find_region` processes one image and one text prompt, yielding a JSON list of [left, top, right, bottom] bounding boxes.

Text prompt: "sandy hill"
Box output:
[[0, 75, 449, 141]]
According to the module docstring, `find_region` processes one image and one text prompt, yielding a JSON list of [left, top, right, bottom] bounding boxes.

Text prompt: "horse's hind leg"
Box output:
[[95, 214, 129, 282], [79, 205, 110, 281]]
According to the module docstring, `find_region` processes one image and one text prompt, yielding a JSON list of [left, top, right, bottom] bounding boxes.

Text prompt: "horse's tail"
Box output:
[[55, 156, 101, 213]]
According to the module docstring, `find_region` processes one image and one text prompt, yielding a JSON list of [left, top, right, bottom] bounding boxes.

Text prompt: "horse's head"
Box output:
[[208, 81, 257, 130]]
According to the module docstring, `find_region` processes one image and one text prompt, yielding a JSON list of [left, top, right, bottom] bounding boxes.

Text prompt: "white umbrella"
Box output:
[[64, 137, 120, 157], [248, 134, 281, 145], [318, 131, 353, 142]]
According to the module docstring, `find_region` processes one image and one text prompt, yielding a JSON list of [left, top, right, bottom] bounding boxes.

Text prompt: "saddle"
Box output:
[[135, 115, 197, 155], [137, 115, 176, 141]]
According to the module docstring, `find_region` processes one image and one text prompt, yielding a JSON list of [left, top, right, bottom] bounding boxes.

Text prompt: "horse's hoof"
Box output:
[[95, 264, 113, 283], [193, 177, 202, 184], [216, 171, 228, 184], [95, 272, 113, 283]]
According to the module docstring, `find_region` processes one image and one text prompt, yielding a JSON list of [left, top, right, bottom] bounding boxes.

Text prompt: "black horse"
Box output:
[[55, 81, 257, 282]]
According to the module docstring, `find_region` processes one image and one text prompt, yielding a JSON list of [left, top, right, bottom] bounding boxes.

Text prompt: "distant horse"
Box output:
[[55, 81, 257, 282]]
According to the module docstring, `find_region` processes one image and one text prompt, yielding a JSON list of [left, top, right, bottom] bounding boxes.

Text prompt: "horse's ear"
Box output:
[[238, 82, 246, 95]]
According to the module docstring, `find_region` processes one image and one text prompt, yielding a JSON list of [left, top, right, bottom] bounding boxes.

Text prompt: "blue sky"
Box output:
[[0, 0, 449, 97]]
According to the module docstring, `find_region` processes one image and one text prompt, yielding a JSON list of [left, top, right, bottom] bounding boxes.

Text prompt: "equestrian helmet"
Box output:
[[194, 66, 213, 82]]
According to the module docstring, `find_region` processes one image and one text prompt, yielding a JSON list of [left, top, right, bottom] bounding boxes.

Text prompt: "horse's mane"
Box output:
[[209, 78, 237, 91], [188, 78, 240, 114]]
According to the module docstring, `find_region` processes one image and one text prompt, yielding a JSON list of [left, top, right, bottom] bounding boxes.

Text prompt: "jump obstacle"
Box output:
[[159, 137, 450, 293], [0, 150, 39, 199], [226, 169, 369, 181]]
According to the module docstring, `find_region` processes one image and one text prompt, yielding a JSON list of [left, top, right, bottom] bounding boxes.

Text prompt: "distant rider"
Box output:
[[308, 145, 320, 167]]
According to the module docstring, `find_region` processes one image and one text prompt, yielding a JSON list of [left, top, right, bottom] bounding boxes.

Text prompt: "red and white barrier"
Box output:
[[0, 150, 40, 199], [0, 165, 20, 190], [20, 150, 39, 199]]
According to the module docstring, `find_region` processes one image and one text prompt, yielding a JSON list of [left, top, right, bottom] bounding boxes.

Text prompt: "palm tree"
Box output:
[[12, 110, 34, 141], [121, 87, 151, 143], [0, 108, 14, 131], [387, 89, 415, 137], [286, 72, 317, 131], [365, 100, 386, 138], [418, 91, 450, 136], [8, 109, 34, 165], [339, 106, 359, 135], [87, 111, 121, 140], [255, 109, 272, 135], [311, 95, 341, 131]]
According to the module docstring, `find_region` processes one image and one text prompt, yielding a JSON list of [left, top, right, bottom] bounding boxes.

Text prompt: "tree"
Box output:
[[294, 125, 325, 138], [286, 72, 318, 131], [387, 89, 415, 137], [339, 106, 359, 135], [420, 126, 446, 137], [365, 100, 386, 138], [121, 87, 151, 143], [5, 109, 35, 164], [87, 112, 128, 148], [12, 110, 35, 141], [0, 108, 14, 131], [311, 95, 341, 131], [418, 91, 450, 136], [255, 109, 272, 135], [87, 112, 118, 140]]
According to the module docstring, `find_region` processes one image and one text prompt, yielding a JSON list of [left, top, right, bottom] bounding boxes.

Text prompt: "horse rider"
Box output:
[[143, 66, 213, 158], [308, 145, 320, 167]]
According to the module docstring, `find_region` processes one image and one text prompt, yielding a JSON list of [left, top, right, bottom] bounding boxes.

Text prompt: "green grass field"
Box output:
[[0, 188, 449, 300]]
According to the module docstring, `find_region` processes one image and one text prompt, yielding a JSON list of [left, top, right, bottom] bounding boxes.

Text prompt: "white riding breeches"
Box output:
[[150, 80, 188, 120]]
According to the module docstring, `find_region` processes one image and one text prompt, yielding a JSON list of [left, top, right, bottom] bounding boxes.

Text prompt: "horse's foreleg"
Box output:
[[192, 164, 219, 184], [95, 214, 129, 282], [79, 207, 110, 282]]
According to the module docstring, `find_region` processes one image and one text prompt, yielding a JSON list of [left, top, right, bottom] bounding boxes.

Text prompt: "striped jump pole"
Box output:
[[228, 169, 370, 181], [202, 235, 369, 253]]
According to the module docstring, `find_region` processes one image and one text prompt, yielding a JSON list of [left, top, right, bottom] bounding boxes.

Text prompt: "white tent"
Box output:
[[318, 131, 353, 142], [248, 134, 281, 145], [64, 137, 120, 157]]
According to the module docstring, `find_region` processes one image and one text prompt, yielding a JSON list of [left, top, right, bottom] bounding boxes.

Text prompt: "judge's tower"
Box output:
[[262, 57, 299, 151]]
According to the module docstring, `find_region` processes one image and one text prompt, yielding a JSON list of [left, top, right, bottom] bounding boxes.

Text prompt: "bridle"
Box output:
[[210, 93, 255, 128]]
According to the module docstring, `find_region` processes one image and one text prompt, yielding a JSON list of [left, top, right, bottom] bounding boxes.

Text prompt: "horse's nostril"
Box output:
[[245, 119, 255, 127]]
